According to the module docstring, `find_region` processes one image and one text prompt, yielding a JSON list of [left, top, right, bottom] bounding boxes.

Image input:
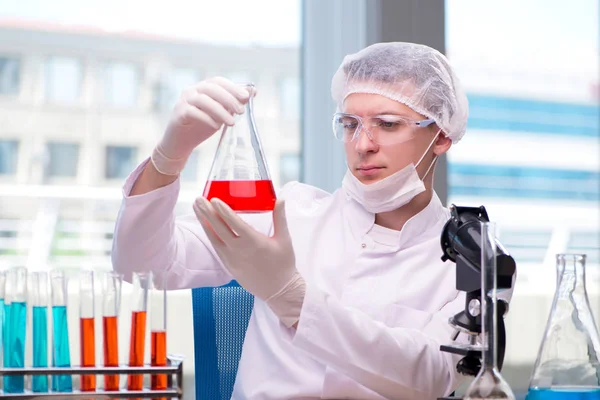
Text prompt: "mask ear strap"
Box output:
[[416, 129, 443, 180], [422, 155, 437, 180], [416, 129, 442, 168]]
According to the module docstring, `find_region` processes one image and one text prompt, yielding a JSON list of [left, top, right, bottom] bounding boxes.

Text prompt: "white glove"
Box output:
[[151, 77, 251, 176], [193, 196, 306, 327]]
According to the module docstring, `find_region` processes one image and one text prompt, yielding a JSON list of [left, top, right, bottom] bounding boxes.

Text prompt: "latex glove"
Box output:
[[193, 197, 306, 327], [151, 77, 251, 175]]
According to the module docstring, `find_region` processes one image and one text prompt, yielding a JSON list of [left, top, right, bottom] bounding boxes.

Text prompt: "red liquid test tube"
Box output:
[[102, 272, 122, 391], [79, 270, 96, 392], [151, 276, 167, 399], [127, 272, 151, 391]]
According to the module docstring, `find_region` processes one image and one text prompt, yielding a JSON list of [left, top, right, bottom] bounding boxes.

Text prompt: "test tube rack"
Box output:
[[0, 355, 183, 399]]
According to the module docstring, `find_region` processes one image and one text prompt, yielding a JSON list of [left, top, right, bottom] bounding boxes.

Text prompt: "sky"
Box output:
[[0, 0, 597, 75], [0, 0, 597, 50], [445, 0, 599, 72], [446, 0, 598, 52], [0, 0, 302, 46]]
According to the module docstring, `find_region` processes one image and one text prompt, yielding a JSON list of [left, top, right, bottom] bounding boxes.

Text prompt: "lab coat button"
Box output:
[[361, 243, 367, 248]]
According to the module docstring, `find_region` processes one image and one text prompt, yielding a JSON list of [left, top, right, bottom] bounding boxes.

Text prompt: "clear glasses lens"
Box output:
[[333, 113, 418, 145]]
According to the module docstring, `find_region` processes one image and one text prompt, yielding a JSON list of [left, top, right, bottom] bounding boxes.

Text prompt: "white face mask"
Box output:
[[342, 131, 440, 213]]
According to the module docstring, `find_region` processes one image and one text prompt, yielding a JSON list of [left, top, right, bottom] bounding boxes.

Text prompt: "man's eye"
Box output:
[[376, 118, 409, 129], [377, 120, 402, 129], [341, 120, 358, 129]]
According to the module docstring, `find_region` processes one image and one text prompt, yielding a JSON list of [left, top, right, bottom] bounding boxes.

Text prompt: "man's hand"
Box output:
[[193, 197, 306, 327], [152, 77, 250, 176]]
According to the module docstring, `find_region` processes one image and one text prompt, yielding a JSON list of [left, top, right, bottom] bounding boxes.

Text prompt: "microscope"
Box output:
[[437, 205, 517, 394]]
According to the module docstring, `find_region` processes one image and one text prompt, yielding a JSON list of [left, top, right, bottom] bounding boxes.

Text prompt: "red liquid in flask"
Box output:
[[203, 180, 276, 212], [79, 317, 96, 391], [127, 311, 147, 391], [102, 316, 119, 391]]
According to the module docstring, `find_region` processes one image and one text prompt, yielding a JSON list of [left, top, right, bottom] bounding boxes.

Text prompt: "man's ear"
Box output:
[[433, 133, 452, 156]]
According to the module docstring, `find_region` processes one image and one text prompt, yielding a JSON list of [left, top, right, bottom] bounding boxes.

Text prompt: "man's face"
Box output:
[[343, 93, 444, 184]]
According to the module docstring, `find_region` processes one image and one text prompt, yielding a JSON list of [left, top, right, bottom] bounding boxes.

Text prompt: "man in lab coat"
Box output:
[[112, 42, 508, 399]]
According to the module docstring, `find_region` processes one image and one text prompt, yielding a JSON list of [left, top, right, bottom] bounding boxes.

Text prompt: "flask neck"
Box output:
[[556, 254, 587, 298], [245, 92, 254, 113], [242, 83, 256, 112]]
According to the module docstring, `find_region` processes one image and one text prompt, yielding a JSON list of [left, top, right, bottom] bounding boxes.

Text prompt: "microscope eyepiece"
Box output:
[[441, 205, 516, 290]]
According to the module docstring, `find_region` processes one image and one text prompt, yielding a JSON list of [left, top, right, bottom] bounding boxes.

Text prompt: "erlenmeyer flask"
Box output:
[[203, 83, 276, 213], [464, 222, 516, 400], [526, 254, 600, 399]]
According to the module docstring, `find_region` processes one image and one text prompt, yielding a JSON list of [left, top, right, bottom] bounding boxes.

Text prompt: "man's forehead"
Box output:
[[342, 93, 422, 118]]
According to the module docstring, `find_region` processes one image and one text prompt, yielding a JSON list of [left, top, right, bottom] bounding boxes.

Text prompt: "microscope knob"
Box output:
[[468, 298, 481, 317]]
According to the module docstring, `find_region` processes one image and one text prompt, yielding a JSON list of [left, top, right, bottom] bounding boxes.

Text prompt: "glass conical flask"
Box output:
[[464, 222, 516, 400], [203, 82, 276, 213], [525, 254, 600, 399]]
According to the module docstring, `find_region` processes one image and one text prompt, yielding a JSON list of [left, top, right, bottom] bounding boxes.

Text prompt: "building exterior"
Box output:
[[446, 47, 599, 282], [0, 19, 301, 269], [0, 18, 300, 196]]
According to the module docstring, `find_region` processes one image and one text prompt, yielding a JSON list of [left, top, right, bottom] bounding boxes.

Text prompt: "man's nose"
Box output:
[[354, 128, 378, 153]]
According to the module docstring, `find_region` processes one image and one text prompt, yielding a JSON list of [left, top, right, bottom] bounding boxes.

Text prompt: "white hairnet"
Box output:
[[331, 42, 469, 143]]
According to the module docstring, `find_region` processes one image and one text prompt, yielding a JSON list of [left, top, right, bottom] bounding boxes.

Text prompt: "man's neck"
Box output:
[[374, 187, 434, 231]]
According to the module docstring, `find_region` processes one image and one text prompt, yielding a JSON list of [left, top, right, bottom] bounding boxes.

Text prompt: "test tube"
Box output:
[[102, 271, 122, 391], [127, 271, 151, 391], [151, 275, 167, 395], [0, 269, 6, 368], [31, 271, 49, 393], [79, 270, 96, 391], [3, 266, 27, 393], [50, 269, 72, 392]]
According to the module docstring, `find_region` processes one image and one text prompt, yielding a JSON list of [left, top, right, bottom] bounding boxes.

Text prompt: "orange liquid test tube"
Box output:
[[127, 272, 151, 391], [79, 270, 96, 392], [102, 272, 122, 391], [151, 277, 168, 398]]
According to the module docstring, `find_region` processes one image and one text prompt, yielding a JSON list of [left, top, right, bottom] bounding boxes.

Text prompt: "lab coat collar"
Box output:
[[401, 192, 448, 247], [345, 190, 447, 249]]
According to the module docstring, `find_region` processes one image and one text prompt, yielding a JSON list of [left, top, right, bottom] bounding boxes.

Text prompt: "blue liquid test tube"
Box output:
[[31, 271, 49, 392], [3, 266, 27, 394], [50, 269, 72, 392], [0, 269, 6, 369]]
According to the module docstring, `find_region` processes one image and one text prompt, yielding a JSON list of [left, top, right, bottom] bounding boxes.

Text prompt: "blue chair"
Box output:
[[191, 281, 254, 400], [192, 282, 457, 400]]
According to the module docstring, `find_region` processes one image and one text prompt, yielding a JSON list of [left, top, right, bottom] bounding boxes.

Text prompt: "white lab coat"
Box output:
[[112, 159, 509, 400]]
